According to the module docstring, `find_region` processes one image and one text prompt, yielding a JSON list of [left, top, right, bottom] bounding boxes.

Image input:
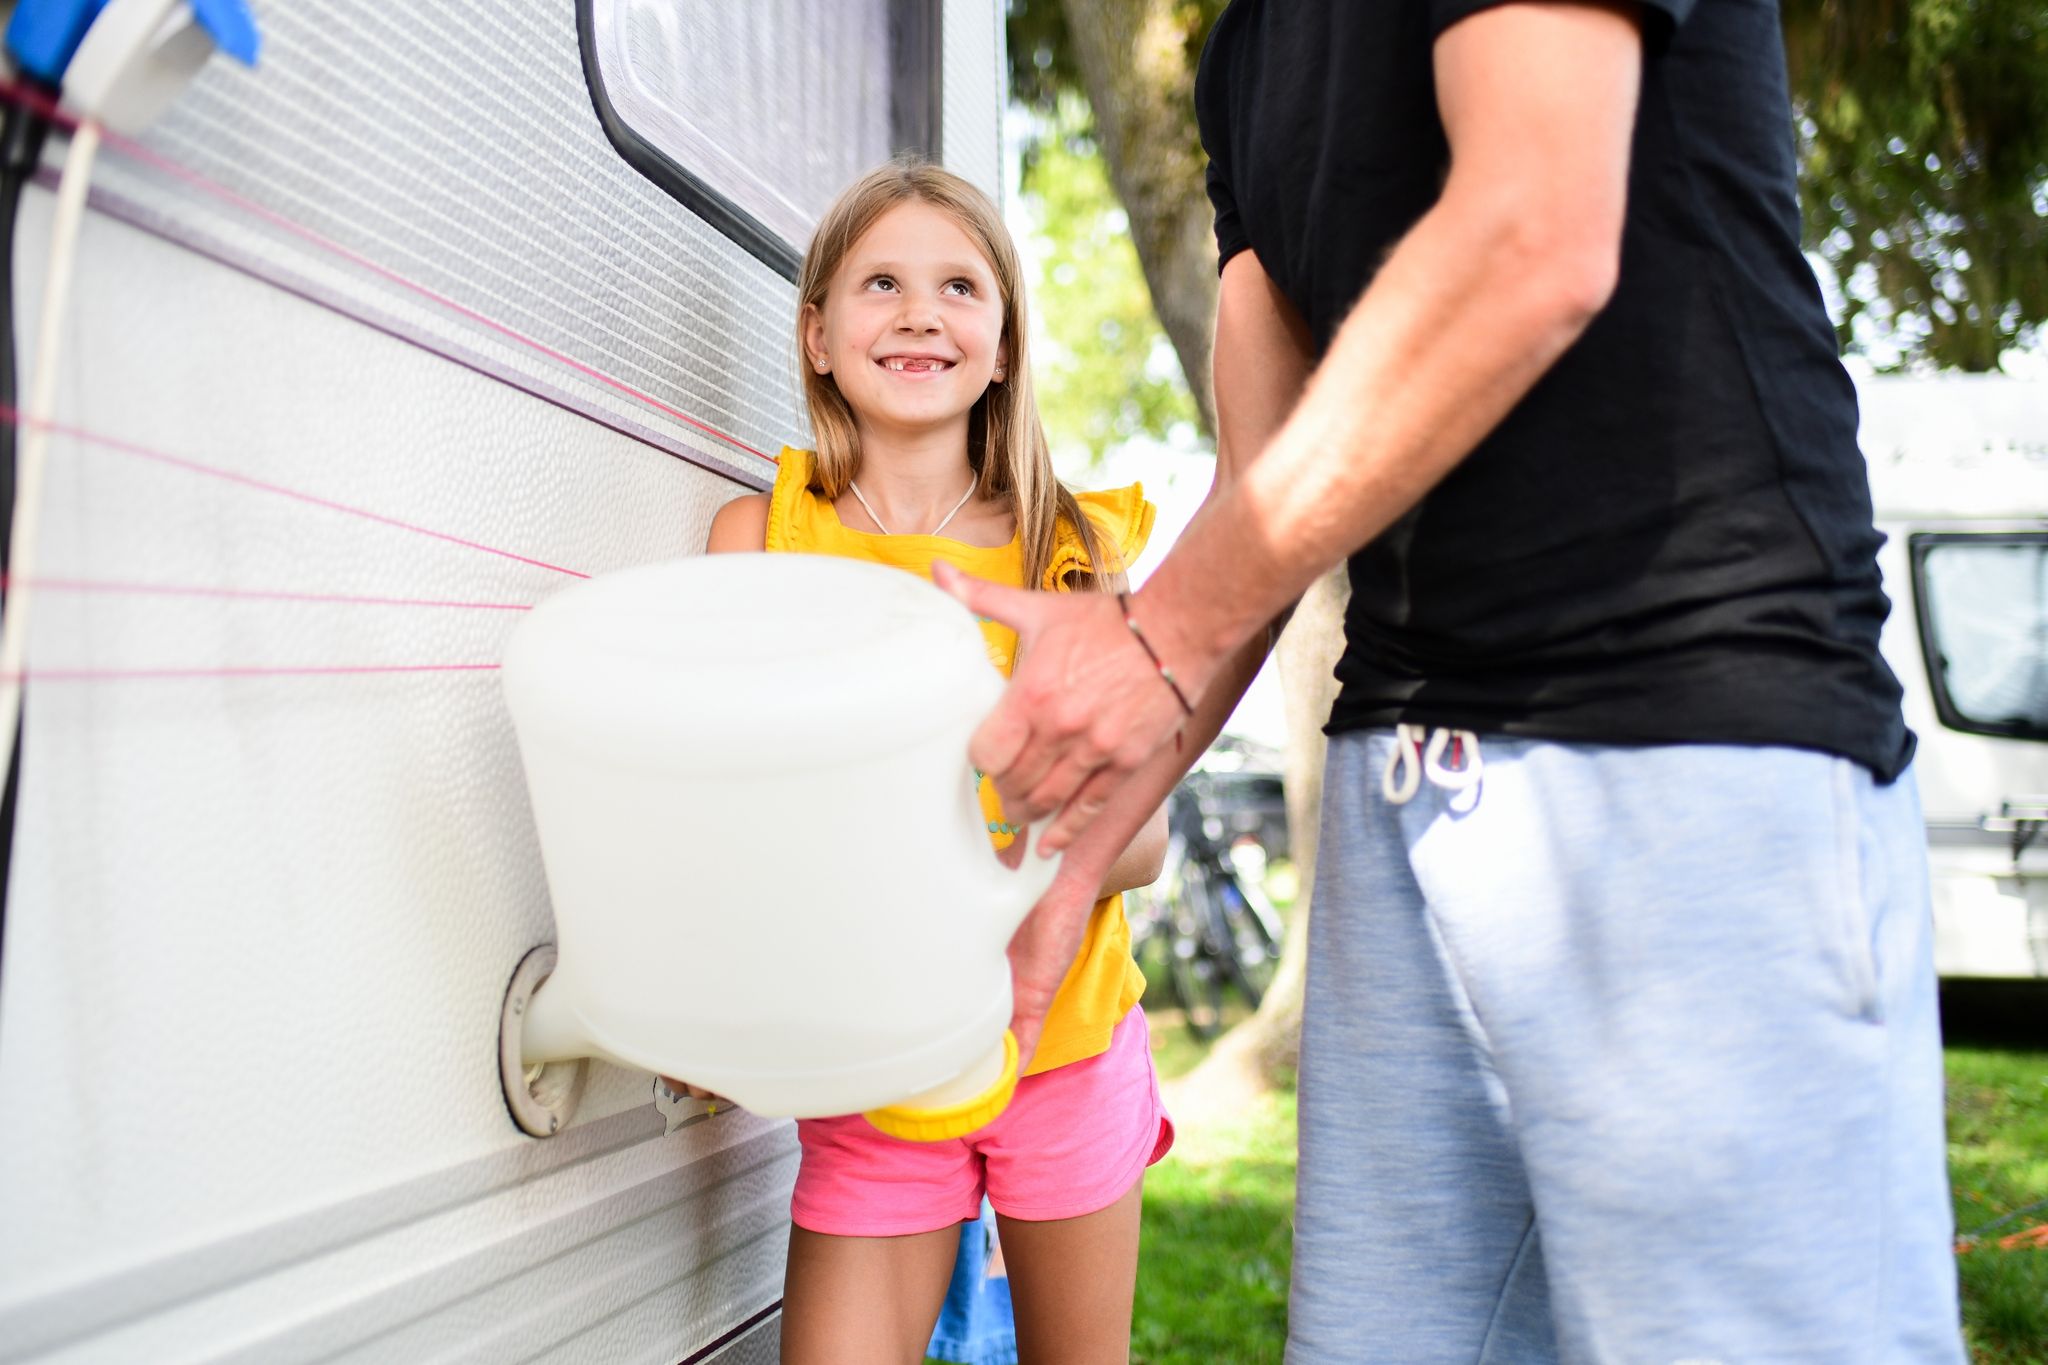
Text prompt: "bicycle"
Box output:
[[1126, 742, 1289, 1040]]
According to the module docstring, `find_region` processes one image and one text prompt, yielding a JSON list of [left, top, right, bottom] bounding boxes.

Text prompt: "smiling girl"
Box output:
[[694, 162, 1174, 1365]]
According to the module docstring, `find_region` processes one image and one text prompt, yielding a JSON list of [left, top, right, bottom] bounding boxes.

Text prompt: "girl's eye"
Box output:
[[944, 279, 976, 297], [867, 276, 898, 293]]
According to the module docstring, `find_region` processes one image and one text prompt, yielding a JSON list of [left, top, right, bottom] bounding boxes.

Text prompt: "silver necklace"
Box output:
[[847, 477, 978, 537]]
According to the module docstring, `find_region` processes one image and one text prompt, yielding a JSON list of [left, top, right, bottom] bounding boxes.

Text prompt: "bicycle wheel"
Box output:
[[1165, 896, 1228, 1040], [1122, 883, 1172, 994], [1212, 872, 1281, 1007]]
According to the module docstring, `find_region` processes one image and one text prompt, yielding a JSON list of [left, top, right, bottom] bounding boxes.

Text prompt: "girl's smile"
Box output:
[[875, 353, 958, 377]]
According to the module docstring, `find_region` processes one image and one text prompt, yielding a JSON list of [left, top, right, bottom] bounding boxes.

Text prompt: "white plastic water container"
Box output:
[[502, 554, 1056, 1131]]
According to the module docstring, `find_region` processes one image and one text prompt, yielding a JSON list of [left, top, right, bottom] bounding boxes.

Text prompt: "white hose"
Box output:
[[0, 119, 102, 800]]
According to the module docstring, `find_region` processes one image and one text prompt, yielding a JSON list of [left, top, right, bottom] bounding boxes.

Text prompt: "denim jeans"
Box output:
[[926, 1199, 1016, 1365]]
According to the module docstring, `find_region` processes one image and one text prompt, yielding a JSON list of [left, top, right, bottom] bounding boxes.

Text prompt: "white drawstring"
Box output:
[[1382, 723, 1426, 804], [1382, 724, 1484, 805]]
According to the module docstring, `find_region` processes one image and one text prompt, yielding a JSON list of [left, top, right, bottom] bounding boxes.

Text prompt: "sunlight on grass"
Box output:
[[1947, 1046, 2048, 1364], [1136, 1089, 1297, 1365]]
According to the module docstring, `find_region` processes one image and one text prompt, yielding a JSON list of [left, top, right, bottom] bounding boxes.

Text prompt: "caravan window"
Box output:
[[579, 0, 941, 279], [1910, 532, 2048, 742]]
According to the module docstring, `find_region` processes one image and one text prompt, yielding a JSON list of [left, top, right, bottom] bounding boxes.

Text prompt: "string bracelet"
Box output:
[[1117, 592, 1196, 717]]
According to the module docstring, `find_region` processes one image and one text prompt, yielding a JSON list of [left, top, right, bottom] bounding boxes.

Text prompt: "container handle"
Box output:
[[986, 829, 1062, 941], [956, 651, 1063, 938]]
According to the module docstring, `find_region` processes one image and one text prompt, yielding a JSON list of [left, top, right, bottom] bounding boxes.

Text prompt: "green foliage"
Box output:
[[1945, 1045, 2048, 1362], [1005, 0, 1082, 129], [1784, 0, 2048, 371], [1005, 0, 1225, 184], [1006, 1, 1227, 125], [1012, 0, 2046, 375], [1016, 99, 1200, 463]]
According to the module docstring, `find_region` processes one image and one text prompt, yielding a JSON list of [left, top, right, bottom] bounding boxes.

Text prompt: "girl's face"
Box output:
[[804, 201, 1008, 446]]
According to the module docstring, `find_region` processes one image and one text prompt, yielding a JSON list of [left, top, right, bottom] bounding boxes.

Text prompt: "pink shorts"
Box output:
[[790, 1006, 1175, 1236]]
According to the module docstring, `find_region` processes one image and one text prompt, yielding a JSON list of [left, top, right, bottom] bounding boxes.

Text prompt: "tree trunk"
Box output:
[[1055, 0, 1219, 437], [1055, 0, 1350, 1110], [1167, 565, 1350, 1118]]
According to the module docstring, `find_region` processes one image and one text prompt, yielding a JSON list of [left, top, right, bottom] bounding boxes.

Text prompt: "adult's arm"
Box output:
[[938, 0, 1644, 851], [995, 247, 1317, 1070]]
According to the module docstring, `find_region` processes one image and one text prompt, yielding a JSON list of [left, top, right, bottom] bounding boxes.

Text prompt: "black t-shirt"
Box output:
[[1196, 0, 1913, 781]]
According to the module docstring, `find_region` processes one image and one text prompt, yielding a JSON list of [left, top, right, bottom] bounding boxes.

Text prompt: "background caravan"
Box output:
[[0, 2, 1003, 1362], [1860, 373, 2048, 988]]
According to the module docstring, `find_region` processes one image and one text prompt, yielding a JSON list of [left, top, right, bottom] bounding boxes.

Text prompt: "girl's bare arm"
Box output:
[[1096, 801, 1168, 897], [705, 493, 770, 553]]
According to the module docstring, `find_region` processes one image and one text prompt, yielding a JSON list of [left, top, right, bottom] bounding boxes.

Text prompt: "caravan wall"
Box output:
[[0, 3, 1003, 1361]]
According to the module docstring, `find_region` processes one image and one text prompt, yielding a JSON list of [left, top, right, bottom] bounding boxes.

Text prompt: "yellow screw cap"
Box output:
[[862, 1030, 1020, 1142]]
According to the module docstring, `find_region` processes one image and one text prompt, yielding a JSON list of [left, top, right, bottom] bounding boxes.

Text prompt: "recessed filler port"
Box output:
[[499, 944, 589, 1138]]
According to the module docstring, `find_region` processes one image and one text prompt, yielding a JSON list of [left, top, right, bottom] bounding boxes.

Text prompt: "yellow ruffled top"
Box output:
[[766, 448, 1154, 1076]]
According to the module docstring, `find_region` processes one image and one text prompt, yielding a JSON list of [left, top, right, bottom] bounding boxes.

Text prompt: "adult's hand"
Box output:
[[1002, 870, 1104, 1075], [932, 562, 1192, 854]]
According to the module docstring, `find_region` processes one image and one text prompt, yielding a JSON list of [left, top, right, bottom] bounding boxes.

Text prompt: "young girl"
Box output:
[[697, 162, 1174, 1364]]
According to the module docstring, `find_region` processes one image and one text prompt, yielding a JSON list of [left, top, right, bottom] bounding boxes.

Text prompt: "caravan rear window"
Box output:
[[1910, 531, 2048, 742], [579, 0, 941, 279]]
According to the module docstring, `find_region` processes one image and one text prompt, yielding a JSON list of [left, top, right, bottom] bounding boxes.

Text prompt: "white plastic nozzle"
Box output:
[[63, 0, 217, 135]]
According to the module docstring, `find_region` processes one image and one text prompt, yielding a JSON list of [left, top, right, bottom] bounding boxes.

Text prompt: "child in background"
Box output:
[[694, 161, 1174, 1364]]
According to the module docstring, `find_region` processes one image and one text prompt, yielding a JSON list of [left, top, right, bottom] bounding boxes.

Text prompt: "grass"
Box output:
[[946, 945, 2045, 1363], [1125, 996, 2048, 1364], [1133, 1089, 1297, 1365], [1145, 996, 1255, 1082], [1944, 1013, 2048, 1363]]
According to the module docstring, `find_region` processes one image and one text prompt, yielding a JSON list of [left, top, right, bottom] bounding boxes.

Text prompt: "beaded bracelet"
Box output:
[[1117, 592, 1196, 717]]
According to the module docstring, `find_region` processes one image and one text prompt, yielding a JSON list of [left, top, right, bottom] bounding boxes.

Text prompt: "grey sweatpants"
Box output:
[[1288, 730, 1965, 1364]]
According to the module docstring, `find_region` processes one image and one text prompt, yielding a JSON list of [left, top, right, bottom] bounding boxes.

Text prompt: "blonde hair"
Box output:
[[796, 160, 1122, 594]]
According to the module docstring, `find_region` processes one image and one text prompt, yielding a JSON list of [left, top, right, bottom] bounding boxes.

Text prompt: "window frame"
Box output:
[[1908, 528, 2048, 743], [576, 0, 944, 282]]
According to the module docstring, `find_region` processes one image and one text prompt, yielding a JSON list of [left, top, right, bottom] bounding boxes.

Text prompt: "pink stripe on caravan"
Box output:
[[6, 664, 503, 682], [0, 78, 782, 471], [0, 407, 589, 579], [7, 577, 535, 610]]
